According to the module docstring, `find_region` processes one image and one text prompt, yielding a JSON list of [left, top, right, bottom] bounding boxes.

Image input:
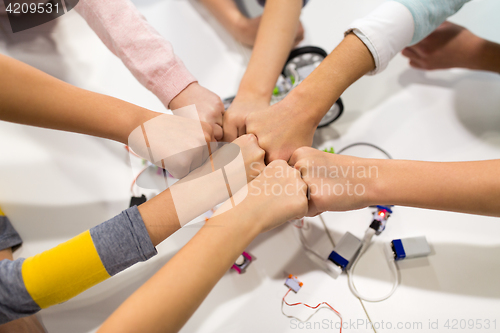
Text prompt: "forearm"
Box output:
[[199, 0, 244, 33], [138, 190, 180, 246], [0, 207, 156, 323], [284, 33, 374, 125], [76, 0, 196, 106], [0, 54, 158, 144], [138, 139, 252, 244], [98, 161, 307, 332], [98, 205, 261, 333], [237, 0, 302, 102], [474, 39, 500, 74], [372, 159, 500, 217]]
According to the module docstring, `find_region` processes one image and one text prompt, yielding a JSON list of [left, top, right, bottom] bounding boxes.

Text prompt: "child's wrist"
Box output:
[[122, 109, 160, 145], [208, 200, 264, 236], [235, 85, 272, 104], [277, 90, 323, 128], [367, 159, 400, 207], [475, 39, 500, 74]]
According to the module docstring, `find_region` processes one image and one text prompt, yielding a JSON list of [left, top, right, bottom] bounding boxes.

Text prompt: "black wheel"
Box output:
[[282, 46, 328, 76]]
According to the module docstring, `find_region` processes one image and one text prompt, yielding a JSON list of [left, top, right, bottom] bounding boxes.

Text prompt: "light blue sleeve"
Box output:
[[393, 0, 471, 45]]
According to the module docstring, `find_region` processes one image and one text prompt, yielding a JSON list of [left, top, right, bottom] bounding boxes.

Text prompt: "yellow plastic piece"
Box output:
[[0, 207, 4, 216], [22, 230, 110, 308]]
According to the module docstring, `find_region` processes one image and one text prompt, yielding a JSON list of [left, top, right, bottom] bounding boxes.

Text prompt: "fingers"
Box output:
[[201, 121, 216, 144], [402, 47, 426, 69], [288, 146, 313, 167], [265, 148, 291, 165], [212, 123, 223, 141], [238, 123, 247, 138], [222, 123, 238, 143], [409, 60, 425, 69], [401, 46, 418, 59]]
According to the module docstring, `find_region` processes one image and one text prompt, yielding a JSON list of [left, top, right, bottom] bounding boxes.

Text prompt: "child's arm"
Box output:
[[0, 247, 46, 333], [0, 205, 158, 324], [222, 0, 303, 142], [97, 160, 308, 333], [0, 135, 265, 324], [245, 0, 471, 163], [246, 33, 375, 162], [0, 54, 158, 145], [290, 147, 500, 217], [0, 54, 218, 178], [402, 21, 500, 74], [199, 0, 260, 47], [75, 0, 224, 139], [199, 0, 304, 47]]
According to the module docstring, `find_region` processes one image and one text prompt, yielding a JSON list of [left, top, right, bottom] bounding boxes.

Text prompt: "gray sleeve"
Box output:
[[392, 0, 471, 45], [0, 258, 41, 324], [89, 205, 157, 276], [257, 0, 309, 8], [0, 216, 22, 251], [0, 206, 156, 324]]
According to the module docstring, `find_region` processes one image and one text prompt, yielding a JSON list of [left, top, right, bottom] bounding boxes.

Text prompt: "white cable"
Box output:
[[297, 224, 325, 262], [347, 228, 399, 302], [319, 214, 335, 248]]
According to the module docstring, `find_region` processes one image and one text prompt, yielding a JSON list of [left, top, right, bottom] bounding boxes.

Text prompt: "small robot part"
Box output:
[[284, 274, 303, 293], [231, 251, 253, 274], [323, 147, 335, 154], [327, 232, 362, 278], [370, 205, 393, 235], [391, 236, 431, 261]]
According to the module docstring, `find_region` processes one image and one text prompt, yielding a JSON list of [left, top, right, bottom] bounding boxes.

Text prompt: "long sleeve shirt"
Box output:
[[345, 0, 471, 74], [0, 206, 156, 324], [75, 0, 197, 107]]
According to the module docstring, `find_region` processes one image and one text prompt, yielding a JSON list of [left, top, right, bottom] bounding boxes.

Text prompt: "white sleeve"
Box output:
[[344, 1, 414, 75]]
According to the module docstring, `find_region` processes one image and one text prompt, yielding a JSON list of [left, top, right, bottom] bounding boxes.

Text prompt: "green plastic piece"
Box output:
[[322, 147, 335, 154], [273, 87, 279, 96], [290, 75, 296, 85]]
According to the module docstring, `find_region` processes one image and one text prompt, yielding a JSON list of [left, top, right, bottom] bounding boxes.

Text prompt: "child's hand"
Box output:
[[248, 160, 308, 232], [128, 112, 215, 179], [235, 160, 308, 233], [401, 21, 484, 71], [233, 16, 261, 47], [232, 134, 266, 182], [290, 147, 378, 216], [222, 97, 269, 143], [246, 102, 316, 164], [169, 82, 224, 140]]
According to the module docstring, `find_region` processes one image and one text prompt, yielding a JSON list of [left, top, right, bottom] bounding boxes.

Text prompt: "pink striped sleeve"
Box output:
[[75, 0, 197, 107]]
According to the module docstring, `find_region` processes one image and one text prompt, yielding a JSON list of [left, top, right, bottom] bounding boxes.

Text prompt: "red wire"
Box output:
[[125, 145, 141, 158], [292, 218, 304, 229], [130, 166, 149, 194], [282, 289, 343, 332]]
